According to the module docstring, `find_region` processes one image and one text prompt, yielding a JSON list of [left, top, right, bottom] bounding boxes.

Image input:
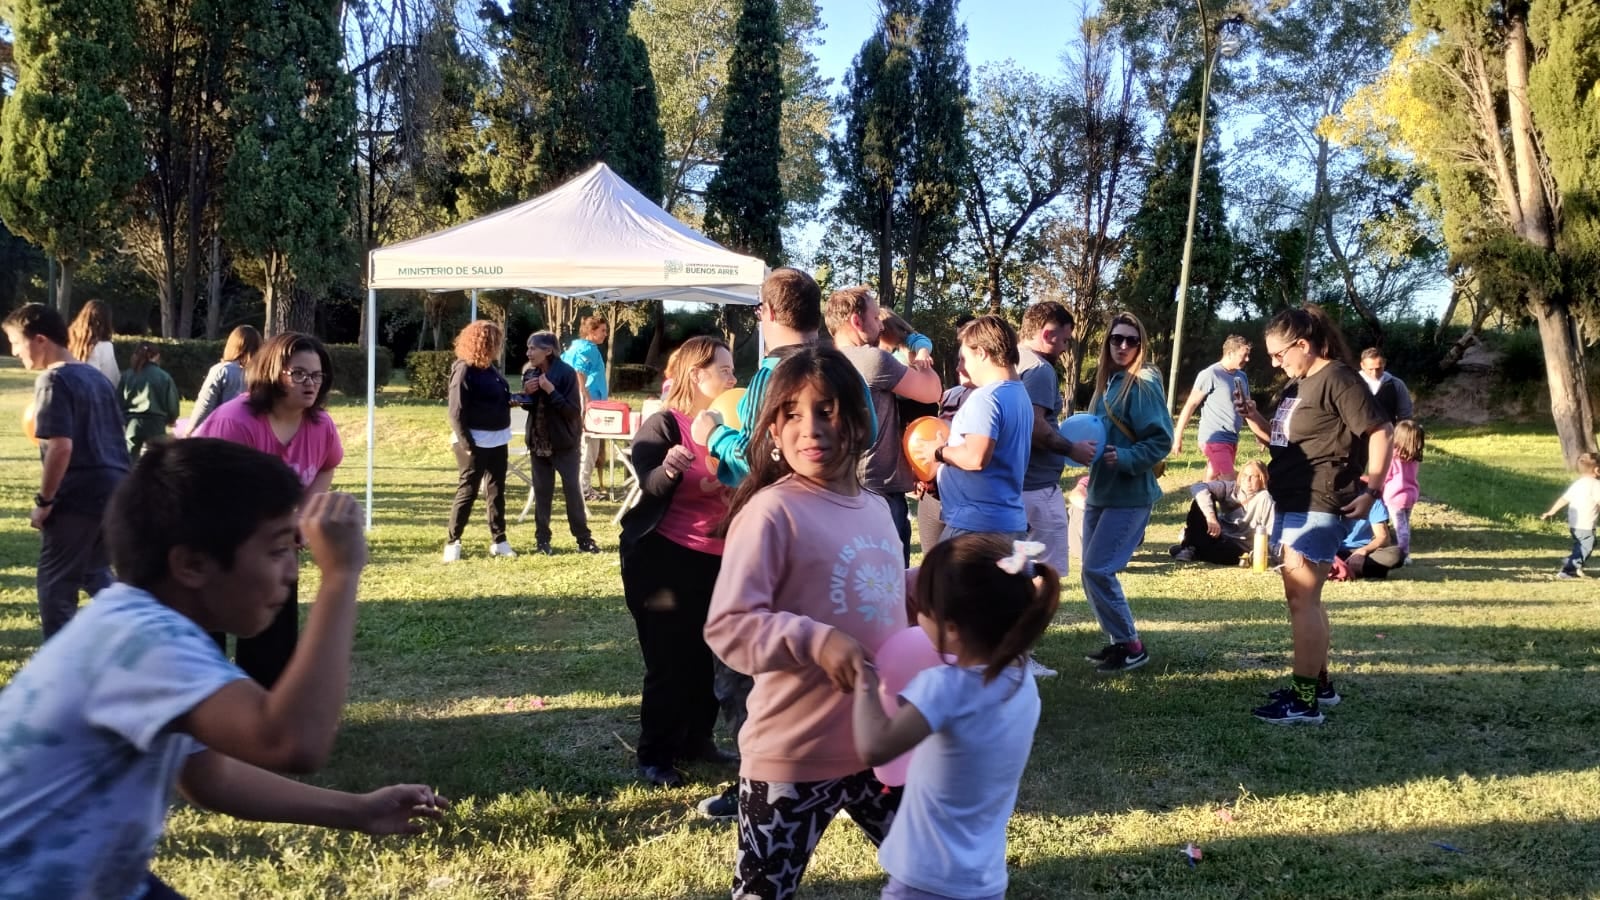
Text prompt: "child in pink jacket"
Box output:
[[1382, 420, 1423, 556], [704, 347, 907, 900]]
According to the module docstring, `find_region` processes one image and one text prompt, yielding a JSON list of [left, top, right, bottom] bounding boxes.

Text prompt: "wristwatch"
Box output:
[[934, 446, 947, 465], [1364, 484, 1382, 499], [34, 493, 54, 507]]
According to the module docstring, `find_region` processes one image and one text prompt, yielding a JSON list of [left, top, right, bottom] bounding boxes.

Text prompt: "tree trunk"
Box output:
[[644, 301, 667, 371], [987, 258, 1003, 313], [877, 184, 895, 309], [204, 233, 222, 339], [903, 215, 921, 317], [56, 260, 75, 315], [1300, 136, 1328, 305], [1531, 294, 1597, 466]]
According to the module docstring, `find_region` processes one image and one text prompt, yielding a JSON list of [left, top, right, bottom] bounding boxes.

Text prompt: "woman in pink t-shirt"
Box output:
[[618, 337, 737, 788], [193, 332, 344, 687]]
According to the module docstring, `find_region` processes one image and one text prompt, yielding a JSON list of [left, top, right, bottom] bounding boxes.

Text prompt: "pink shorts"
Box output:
[[1202, 441, 1238, 477]]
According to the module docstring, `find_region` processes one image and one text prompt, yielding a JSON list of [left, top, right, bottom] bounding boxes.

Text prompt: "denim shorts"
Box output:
[[1272, 510, 1343, 564]]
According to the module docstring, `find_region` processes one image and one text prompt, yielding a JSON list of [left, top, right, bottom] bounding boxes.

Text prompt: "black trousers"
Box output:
[[531, 446, 591, 543], [212, 582, 298, 688], [37, 509, 114, 637], [620, 531, 722, 768], [448, 443, 509, 544], [1179, 501, 1251, 565]]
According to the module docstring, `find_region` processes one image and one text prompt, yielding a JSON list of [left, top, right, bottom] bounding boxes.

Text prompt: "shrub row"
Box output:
[[406, 351, 455, 401], [109, 337, 392, 398]]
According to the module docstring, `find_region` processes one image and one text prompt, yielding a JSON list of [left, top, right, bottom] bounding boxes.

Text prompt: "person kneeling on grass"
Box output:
[[1171, 460, 1275, 566], [0, 439, 447, 899], [1331, 496, 1405, 581]]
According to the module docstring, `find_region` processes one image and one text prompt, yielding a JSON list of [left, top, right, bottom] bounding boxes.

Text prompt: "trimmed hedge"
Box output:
[[406, 351, 455, 400], [108, 337, 392, 398]]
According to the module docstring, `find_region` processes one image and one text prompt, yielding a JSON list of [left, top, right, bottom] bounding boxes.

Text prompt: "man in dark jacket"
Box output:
[[521, 331, 600, 555]]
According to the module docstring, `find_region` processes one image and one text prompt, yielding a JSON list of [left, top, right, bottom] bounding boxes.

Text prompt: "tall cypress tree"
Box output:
[[0, 0, 142, 313], [223, 0, 357, 335], [902, 0, 969, 315], [1114, 64, 1232, 369], [703, 0, 784, 265], [469, 0, 665, 211]]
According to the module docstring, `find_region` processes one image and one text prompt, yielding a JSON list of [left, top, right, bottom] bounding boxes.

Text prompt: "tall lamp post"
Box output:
[[1167, 4, 1244, 411]]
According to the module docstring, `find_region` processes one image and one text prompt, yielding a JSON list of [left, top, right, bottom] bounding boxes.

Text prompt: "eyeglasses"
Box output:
[[1108, 334, 1141, 349], [1268, 340, 1304, 365], [285, 368, 324, 386]]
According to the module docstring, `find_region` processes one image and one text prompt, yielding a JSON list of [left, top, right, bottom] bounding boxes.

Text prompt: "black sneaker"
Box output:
[[577, 538, 602, 554], [638, 763, 684, 788], [696, 783, 739, 822], [1094, 645, 1149, 674], [535, 541, 555, 556], [1252, 694, 1324, 725], [1084, 643, 1120, 663], [1267, 685, 1341, 708]]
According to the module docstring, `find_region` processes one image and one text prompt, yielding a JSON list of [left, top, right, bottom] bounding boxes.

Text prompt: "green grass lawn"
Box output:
[[1, 360, 1596, 899]]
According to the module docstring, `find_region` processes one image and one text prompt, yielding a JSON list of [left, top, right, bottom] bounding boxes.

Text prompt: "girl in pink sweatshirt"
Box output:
[[1383, 420, 1423, 556], [704, 346, 908, 900]]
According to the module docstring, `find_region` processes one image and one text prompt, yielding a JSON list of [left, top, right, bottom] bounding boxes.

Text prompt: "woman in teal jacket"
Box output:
[[1081, 312, 1173, 674]]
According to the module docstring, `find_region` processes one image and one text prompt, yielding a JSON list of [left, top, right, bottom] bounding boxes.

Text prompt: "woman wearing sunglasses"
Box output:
[[1080, 312, 1173, 675], [193, 332, 343, 687], [1237, 306, 1391, 725]]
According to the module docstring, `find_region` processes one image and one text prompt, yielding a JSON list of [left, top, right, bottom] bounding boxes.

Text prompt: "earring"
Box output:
[[770, 446, 781, 461]]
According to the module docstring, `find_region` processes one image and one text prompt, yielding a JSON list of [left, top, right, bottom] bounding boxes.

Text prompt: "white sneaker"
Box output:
[[443, 541, 462, 562], [1028, 657, 1059, 679], [490, 541, 517, 558]]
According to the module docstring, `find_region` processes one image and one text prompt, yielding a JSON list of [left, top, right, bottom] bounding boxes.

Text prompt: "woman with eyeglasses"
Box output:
[[1236, 306, 1391, 725], [193, 332, 344, 687], [1080, 312, 1173, 675]]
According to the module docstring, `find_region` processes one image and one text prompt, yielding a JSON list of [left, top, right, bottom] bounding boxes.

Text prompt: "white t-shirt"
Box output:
[[1563, 476, 1600, 531], [87, 340, 120, 386], [0, 585, 246, 900], [878, 662, 1040, 899]]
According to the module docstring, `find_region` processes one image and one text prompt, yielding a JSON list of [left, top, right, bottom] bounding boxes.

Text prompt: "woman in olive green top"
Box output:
[[119, 342, 181, 458]]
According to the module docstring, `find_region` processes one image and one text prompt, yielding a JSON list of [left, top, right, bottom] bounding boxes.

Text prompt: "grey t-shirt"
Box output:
[[1193, 364, 1246, 445], [1017, 345, 1065, 491], [32, 362, 130, 516], [839, 344, 914, 492]]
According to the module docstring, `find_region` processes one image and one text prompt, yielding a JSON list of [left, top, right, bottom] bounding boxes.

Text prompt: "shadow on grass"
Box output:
[[771, 816, 1600, 899], [1426, 445, 1569, 525]]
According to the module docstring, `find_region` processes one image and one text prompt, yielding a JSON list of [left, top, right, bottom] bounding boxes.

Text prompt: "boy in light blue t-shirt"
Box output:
[[0, 439, 447, 900]]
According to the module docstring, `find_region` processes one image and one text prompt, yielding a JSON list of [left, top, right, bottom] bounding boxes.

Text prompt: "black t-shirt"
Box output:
[[1266, 361, 1384, 514]]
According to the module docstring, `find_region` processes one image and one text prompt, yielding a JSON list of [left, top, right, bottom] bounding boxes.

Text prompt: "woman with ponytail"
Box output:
[[1238, 305, 1392, 726], [851, 533, 1060, 900]]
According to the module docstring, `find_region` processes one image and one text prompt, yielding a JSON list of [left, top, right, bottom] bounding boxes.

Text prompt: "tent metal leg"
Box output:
[[366, 287, 377, 532]]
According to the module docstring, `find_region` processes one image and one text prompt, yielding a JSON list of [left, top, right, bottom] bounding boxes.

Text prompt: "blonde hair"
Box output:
[[68, 299, 114, 362], [1237, 458, 1269, 489], [1393, 419, 1425, 463], [664, 336, 730, 414]]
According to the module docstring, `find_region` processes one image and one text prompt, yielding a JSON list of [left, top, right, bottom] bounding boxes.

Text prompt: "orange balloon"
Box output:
[[902, 416, 951, 483], [710, 387, 746, 432], [21, 402, 37, 446]]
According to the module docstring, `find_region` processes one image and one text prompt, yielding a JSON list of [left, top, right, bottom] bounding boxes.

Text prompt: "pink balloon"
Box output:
[[871, 626, 946, 787]]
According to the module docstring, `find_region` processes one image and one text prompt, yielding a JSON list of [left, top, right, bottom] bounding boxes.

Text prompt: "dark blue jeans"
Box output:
[[1563, 528, 1594, 575]]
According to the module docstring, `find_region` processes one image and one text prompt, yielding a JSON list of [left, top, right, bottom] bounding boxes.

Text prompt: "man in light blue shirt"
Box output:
[[562, 315, 609, 499], [1173, 334, 1251, 480], [912, 316, 1033, 539]]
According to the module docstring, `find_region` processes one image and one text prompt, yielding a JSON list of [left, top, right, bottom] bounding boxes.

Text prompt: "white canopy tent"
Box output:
[[362, 162, 767, 528]]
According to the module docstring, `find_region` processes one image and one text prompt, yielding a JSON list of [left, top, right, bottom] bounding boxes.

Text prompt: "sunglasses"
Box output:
[[1109, 334, 1141, 349]]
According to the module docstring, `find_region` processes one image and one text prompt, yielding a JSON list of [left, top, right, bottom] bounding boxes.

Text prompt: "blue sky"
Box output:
[[811, 0, 1083, 87]]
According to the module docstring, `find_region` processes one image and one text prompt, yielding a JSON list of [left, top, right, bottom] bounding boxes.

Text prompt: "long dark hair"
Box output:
[[914, 534, 1061, 683], [1265, 305, 1351, 367], [129, 341, 161, 373], [719, 346, 874, 535]]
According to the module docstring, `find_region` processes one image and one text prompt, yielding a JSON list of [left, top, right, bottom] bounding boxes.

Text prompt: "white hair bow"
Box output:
[[997, 540, 1047, 575]]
